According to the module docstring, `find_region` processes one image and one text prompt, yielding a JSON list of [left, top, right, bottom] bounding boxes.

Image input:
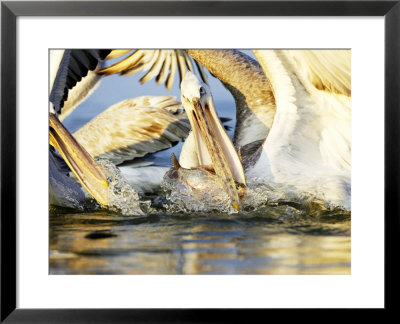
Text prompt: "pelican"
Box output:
[[106, 49, 351, 209], [49, 50, 203, 208], [72, 95, 191, 194], [49, 49, 111, 208], [72, 94, 233, 195], [249, 50, 351, 207]]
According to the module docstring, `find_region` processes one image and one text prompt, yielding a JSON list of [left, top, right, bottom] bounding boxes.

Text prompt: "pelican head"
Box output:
[[180, 72, 246, 210]]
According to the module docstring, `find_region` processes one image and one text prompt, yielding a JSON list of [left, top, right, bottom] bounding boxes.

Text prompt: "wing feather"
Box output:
[[124, 50, 158, 76], [140, 50, 165, 83], [73, 96, 191, 165], [105, 49, 132, 60], [156, 50, 172, 85], [252, 49, 351, 179], [97, 50, 145, 75], [98, 49, 208, 90], [50, 49, 111, 120], [194, 59, 209, 84], [183, 51, 194, 74], [283, 50, 351, 96], [176, 50, 188, 84], [166, 52, 178, 90]]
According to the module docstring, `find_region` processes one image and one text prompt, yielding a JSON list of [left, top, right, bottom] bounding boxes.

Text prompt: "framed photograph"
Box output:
[[1, 0, 397, 322]]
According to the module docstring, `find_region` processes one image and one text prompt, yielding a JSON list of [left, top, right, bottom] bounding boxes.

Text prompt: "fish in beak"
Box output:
[[180, 72, 246, 210], [49, 113, 109, 207]]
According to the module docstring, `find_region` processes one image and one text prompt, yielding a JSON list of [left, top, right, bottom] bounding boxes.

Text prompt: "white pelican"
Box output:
[[49, 50, 203, 208], [71, 94, 233, 195], [72, 96, 191, 194], [106, 49, 351, 208], [250, 50, 351, 207]]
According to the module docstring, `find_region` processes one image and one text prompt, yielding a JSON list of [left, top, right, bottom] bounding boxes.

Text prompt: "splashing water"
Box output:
[[241, 178, 318, 209], [89, 159, 348, 218], [162, 167, 238, 214], [240, 178, 350, 220], [96, 159, 146, 216], [161, 169, 349, 216]]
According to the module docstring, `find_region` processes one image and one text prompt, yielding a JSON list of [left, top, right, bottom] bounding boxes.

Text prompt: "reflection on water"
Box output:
[[50, 207, 350, 275]]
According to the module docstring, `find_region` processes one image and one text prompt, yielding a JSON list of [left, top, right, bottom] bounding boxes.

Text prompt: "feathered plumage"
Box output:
[[176, 49, 351, 208], [249, 50, 351, 206], [98, 49, 208, 90], [73, 96, 191, 165], [50, 49, 111, 121]]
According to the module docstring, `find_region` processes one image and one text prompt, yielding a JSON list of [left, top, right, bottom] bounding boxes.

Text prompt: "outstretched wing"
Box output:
[[282, 50, 351, 96], [50, 49, 111, 121], [253, 50, 351, 174], [73, 96, 191, 165], [98, 49, 208, 90]]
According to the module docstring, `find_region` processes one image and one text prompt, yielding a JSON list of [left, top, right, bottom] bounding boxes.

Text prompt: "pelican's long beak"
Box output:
[[181, 93, 246, 211], [49, 113, 109, 207]]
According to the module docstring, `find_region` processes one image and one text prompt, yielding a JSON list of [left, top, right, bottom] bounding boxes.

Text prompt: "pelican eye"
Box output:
[[199, 86, 205, 96]]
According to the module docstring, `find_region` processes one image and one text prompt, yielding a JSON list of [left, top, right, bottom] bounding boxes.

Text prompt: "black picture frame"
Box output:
[[1, 0, 398, 322]]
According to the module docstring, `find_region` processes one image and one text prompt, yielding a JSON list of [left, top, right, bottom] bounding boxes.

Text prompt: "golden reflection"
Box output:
[[176, 223, 351, 275], [50, 212, 350, 275]]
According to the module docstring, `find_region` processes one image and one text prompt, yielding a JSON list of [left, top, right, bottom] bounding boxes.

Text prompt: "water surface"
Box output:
[[50, 206, 350, 275]]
